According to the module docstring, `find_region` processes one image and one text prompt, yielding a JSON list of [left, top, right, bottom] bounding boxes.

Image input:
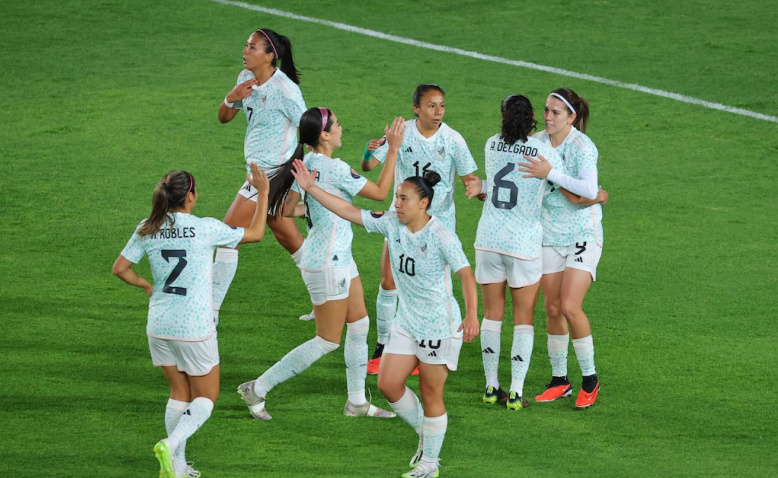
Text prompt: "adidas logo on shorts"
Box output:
[[428, 351, 437, 357]]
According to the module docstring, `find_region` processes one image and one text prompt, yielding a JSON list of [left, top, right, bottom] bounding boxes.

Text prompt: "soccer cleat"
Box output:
[[575, 381, 600, 409], [153, 439, 175, 478], [535, 378, 573, 402], [482, 385, 509, 404], [177, 462, 201, 478], [506, 391, 529, 411], [343, 400, 396, 418], [402, 459, 440, 478], [367, 356, 381, 375], [409, 436, 423, 467], [237, 381, 272, 420], [411, 365, 420, 376], [299, 310, 315, 321]]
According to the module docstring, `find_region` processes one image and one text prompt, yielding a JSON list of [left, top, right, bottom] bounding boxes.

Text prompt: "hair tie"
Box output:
[[550, 92, 576, 114], [318, 107, 329, 134], [257, 29, 278, 59]]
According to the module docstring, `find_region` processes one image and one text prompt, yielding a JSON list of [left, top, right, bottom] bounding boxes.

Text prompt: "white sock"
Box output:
[[548, 333, 570, 377], [169, 397, 214, 453], [480, 318, 502, 389], [254, 336, 339, 397], [345, 317, 369, 405], [420, 413, 447, 464], [572, 335, 596, 376], [389, 386, 424, 435], [509, 325, 534, 396], [212, 248, 239, 325], [164, 399, 188, 468], [375, 286, 398, 345]]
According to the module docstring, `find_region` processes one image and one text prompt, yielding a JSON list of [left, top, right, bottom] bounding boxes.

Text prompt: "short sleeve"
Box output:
[[120, 229, 145, 264], [203, 218, 244, 249], [439, 233, 470, 273], [372, 140, 389, 164], [282, 90, 307, 126], [361, 210, 393, 236], [452, 133, 477, 176], [332, 161, 369, 197]]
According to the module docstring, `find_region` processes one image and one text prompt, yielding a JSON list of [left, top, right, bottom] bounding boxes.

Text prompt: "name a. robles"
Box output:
[[152, 227, 196, 239]]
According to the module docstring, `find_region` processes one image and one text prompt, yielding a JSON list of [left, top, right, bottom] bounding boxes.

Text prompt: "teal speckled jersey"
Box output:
[[120, 213, 244, 341], [372, 120, 477, 231], [291, 152, 368, 272], [361, 211, 470, 340], [534, 128, 604, 247], [475, 135, 563, 259]]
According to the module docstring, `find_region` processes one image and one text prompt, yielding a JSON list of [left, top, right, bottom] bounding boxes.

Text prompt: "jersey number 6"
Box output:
[[161, 249, 188, 296], [492, 163, 518, 210]]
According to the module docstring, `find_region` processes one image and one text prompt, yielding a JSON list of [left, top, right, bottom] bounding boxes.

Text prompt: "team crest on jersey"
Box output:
[[350, 169, 361, 179], [418, 243, 428, 257], [370, 211, 385, 218], [436, 147, 445, 160], [260, 94, 267, 105]]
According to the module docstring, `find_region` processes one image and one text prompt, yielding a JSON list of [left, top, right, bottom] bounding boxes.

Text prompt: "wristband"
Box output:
[[362, 141, 375, 162], [480, 179, 488, 195], [224, 96, 235, 108]]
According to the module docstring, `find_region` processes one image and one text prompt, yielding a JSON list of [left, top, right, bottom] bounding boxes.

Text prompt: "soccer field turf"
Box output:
[[1, 1, 776, 476]]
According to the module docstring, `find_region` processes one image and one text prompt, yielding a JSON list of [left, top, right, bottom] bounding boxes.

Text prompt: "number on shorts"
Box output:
[[418, 339, 442, 349], [413, 161, 431, 177], [160, 249, 187, 296], [491, 163, 518, 210], [575, 242, 587, 255], [398, 254, 416, 277]]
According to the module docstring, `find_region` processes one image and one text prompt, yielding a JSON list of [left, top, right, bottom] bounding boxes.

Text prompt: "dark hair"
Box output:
[[500, 94, 537, 144], [550, 87, 590, 133], [137, 170, 196, 236], [412, 83, 445, 116], [256, 28, 301, 84], [267, 107, 333, 215], [402, 170, 441, 210]]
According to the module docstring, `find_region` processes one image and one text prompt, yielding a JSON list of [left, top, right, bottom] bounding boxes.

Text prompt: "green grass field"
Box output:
[[1, 0, 777, 476]]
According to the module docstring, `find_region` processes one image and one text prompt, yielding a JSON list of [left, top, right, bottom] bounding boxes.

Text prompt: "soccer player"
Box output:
[[361, 84, 478, 375], [518, 88, 608, 408], [464, 94, 563, 410], [215, 28, 311, 323], [236, 108, 406, 420], [291, 161, 479, 478], [112, 164, 270, 478]]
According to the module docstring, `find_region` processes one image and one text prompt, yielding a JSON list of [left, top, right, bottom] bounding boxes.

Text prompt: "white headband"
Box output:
[[550, 92, 576, 114]]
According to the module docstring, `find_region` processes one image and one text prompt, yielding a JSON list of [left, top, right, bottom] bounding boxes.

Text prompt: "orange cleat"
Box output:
[[575, 381, 600, 409], [367, 356, 381, 375], [535, 382, 573, 402]]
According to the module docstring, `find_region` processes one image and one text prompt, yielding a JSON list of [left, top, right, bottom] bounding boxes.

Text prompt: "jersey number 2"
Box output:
[[161, 249, 187, 296], [491, 163, 518, 210]]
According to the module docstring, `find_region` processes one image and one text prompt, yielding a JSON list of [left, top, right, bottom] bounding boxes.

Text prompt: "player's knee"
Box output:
[[559, 299, 583, 322]]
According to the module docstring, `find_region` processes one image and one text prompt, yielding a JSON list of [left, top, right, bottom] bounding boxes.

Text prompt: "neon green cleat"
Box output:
[[506, 391, 529, 411], [153, 439, 175, 478], [482, 385, 509, 404]]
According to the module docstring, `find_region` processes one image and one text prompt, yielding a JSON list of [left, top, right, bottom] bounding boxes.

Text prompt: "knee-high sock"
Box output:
[[480, 318, 502, 388], [420, 413, 447, 465], [572, 335, 596, 376], [389, 386, 424, 435], [509, 325, 534, 396], [345, 317, 369, 405], [375, 286, 398, 346], [168, 397, 214, 454], [212, 248, 238, 326], [164, 399, 188, 469], [253, 336, 339, 397], [548, 333, 569, 378]]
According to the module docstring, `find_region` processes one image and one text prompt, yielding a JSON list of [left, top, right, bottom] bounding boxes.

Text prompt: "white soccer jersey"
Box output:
[[120, 213, 244, 341], [235, 69, 306, 171], [292, 152, 368, 271], [361, 211, 470, 340], [475, 135, 563, 259], [534, 128, 604, 247], [372, 120, 477, 231]]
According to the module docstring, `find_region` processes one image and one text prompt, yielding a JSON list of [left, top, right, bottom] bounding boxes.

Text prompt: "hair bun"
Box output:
[[423, 170, 441, 187]]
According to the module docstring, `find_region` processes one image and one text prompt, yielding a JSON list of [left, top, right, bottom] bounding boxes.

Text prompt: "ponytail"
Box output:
[[256, 28, 300, 84], [550, 87, 590, 133], [138, 170, 195, 236], [403, 170, 441, 210]]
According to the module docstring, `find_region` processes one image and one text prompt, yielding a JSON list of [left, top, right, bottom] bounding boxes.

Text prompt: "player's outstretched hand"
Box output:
[[291, 159, 316, 191], [385, 117, 406, 151], [367, 138, 385, 152], [459, 314, 480, 342], [518, 153, 551, 179], [226, 78, 258, 104], [247, 163, 269, 197], [464, 177, 484, 200]]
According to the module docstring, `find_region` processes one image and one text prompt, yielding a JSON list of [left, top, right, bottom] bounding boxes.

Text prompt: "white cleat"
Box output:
[[343, 400, 396, 418], [237, 381, 272, 420], [402, 459, 440, 478], [299, 310, 315, 321]]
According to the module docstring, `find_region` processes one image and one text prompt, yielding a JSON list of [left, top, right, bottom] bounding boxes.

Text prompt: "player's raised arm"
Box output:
[[291, 159, 365, 227]]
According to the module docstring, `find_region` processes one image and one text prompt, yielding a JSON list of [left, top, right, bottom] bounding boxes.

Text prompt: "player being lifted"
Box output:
[[291, 160, 479, 478], [361, 84, 478, 375], [465, 94, 563, 410]]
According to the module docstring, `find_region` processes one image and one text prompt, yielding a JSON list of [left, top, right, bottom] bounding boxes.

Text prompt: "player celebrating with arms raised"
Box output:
[[291, 161, 479, 478], [361, 83, 478, 375]]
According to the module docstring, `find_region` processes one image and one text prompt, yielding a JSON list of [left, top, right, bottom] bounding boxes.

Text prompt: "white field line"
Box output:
[[208, 0, 778, 124]]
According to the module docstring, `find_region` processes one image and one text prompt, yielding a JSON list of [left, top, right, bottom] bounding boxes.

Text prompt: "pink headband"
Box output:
[[257, 29, 278, 59], [318, 107, 329, 134]]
